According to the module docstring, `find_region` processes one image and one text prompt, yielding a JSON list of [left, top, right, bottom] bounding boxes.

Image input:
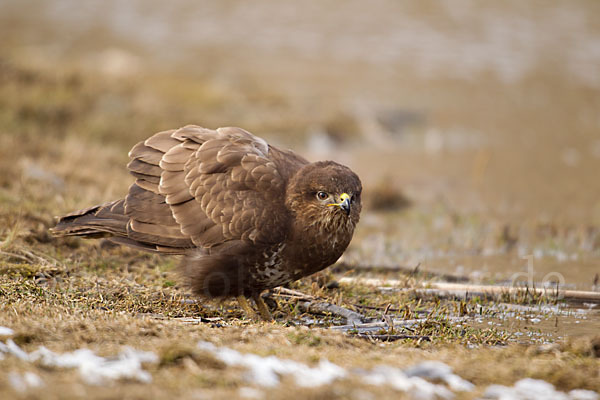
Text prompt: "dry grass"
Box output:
[[1, 4, 600, 396]]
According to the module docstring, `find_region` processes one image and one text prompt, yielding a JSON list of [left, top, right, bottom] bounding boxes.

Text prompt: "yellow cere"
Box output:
[[327, 193, 350, 207]]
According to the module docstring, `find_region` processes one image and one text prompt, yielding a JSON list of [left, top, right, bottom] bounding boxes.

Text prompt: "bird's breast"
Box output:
[[284, 222, 355, 279], [248, 243, 292, 288]]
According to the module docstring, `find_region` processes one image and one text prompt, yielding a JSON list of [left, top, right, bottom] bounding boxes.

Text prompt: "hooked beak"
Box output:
[[328, 192, 351, 216]]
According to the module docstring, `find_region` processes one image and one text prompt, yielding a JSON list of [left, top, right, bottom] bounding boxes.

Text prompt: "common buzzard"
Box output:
[[52, 125, 362, 319]]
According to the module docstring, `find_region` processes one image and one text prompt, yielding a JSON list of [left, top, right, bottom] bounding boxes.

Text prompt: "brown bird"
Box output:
[[52, 125, 362, 319]]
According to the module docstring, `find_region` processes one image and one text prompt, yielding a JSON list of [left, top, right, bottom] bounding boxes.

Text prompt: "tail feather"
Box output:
[[51, 200, 129, 238], [52, 199, 189, 255]]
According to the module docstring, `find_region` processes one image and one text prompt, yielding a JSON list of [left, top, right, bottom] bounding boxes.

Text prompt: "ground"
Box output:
[[1, 1, 600, 399]]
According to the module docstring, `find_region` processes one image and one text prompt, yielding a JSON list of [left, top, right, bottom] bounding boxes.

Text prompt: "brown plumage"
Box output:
[[52, 125, 362, 299]]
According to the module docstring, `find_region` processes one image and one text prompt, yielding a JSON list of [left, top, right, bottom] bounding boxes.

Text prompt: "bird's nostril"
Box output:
[[340, 198, 351, 215]]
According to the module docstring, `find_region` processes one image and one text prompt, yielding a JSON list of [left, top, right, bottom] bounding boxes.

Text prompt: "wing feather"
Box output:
[[125, 184, 175, 225], [127, 159, 162, 177], [57, 125, 303, 256], [118, 125, 304, 251], [144, 129, 179, 152], [157, 125, 296, 247], [128, 142, 163, 166], [124, 131, 194, 249]]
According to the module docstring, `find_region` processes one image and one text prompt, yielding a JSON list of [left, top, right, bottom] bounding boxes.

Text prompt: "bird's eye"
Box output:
[[316, 191, 328, 200]]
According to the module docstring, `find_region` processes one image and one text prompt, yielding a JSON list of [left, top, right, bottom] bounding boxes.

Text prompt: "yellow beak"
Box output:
[[327, 192, 351, 215]]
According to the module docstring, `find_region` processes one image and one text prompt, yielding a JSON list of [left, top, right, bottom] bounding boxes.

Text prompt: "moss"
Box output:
[[287, 329, 323, 347]]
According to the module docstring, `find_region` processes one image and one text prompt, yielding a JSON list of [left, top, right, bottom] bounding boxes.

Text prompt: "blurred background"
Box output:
[[1, 0, 599, 289]]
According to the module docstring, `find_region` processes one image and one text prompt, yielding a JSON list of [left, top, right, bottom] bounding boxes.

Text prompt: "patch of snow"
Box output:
[[405, 361, 474, 392], [238, 386, 264, 399], [409, 377, 454, 400], [198, 341, 474, 398], [362, 365, 454, 400], [198, 341, 346, 387], [361, 365, 412, 391], [483, 378, 598, 400], [3, 339, 31, 361], [569, 389, 600, 400], [32, 346, 158, 385], [513, 379, 567, 399], [8, 371, 44, 392], [0, 326, 15, 336], [0, 339, 158, 385]]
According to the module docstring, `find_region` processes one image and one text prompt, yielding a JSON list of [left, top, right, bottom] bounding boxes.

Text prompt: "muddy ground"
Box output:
[[1, 1, 599, 399]]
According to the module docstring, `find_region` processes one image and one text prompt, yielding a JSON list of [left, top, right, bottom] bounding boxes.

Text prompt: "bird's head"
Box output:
[[286, 161, 362, 231]]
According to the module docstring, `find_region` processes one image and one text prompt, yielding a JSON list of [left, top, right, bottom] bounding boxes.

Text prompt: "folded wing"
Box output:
[[54, 125, 294, 254]]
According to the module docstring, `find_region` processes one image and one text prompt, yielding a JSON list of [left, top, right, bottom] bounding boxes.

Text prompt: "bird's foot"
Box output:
[[236, 295, 273, 322], [252, 294, 273, 321], [236, 295, 258, 320]]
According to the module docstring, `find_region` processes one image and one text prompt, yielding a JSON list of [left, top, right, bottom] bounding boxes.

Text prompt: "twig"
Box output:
[[334, 262, 470, 283], [351, 303, 401, 312], [332, 317, 467, 333], [270, 288, 401, 314], [270, 287, 315, 301], [354, 333, 431, 342], [175, 317, 224, 325], [269, 288, 368, 323], [296, 300, 366, 324], [0, 251, 32, 263], [0, 246, 62, 268], [339, 277, 600, 304]]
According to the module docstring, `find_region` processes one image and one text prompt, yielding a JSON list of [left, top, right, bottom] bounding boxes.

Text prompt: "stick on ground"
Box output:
[[296, 300, 366, 324], [339, 277, 600, 304]]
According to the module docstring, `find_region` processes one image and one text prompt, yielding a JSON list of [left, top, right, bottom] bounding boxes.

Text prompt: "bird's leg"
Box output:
[[236, 295, 258, 320], [252, 294, 273, 321]]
